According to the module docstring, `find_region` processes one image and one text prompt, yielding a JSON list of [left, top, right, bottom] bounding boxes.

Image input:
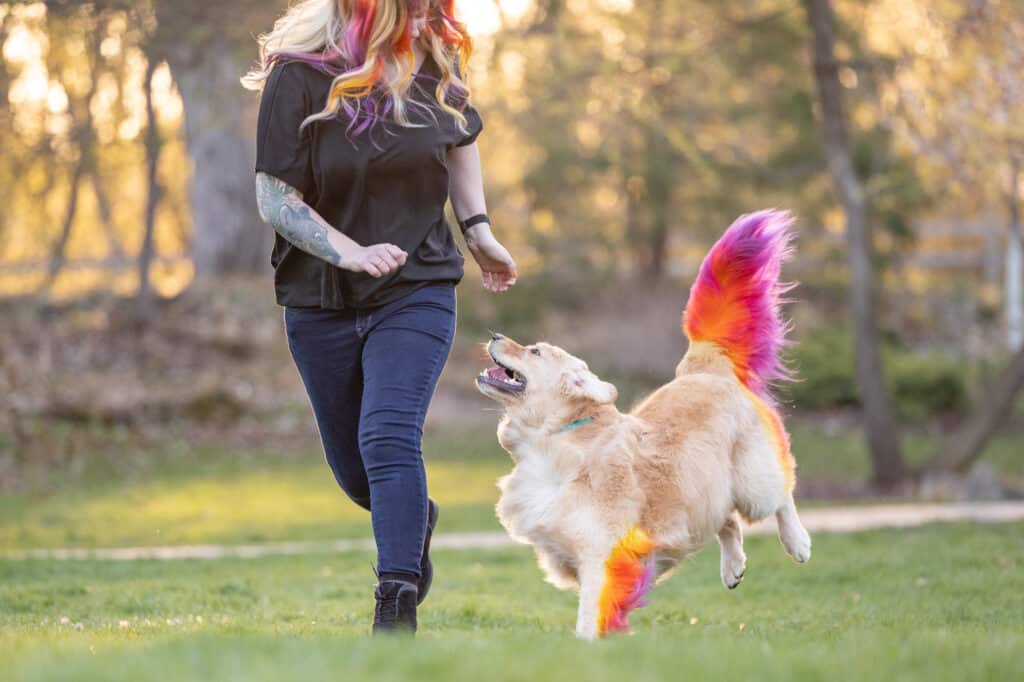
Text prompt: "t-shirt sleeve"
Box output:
[[455, 102, 483, 147], [254, 62, 316, 197]]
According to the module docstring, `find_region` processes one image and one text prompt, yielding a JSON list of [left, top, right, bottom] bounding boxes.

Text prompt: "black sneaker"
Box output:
[[417, 498, 439, 605], [372, 580, 418, 634]]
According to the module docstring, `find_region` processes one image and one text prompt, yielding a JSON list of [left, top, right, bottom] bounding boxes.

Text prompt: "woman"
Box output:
[[242, 0, 517, 634]]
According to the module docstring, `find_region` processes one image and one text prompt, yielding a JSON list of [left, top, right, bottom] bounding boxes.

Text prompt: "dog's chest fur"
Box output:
[[494, 422, 641, 586], [496, 452, 587, 544]]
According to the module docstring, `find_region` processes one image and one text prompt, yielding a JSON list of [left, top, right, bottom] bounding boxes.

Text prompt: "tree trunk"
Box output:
[[803, 0, 907, 489], [984, 218, 1001, 291], [137, 49, 162, 304], [154, 5, 270, 275], [1006, 157, 1022, 352], [645, 139, 671, 279], [88, 170, 126, 263], [45, 160, 86, 287], [44, 17, 104, 289], [640, 0, 671, 280]]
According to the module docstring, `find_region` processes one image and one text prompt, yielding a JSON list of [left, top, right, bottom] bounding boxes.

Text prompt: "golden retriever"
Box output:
[[475, 210, 811, 640]]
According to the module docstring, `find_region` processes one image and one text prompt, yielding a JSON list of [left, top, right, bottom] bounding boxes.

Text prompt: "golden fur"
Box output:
[[476, 336, 811, 640]]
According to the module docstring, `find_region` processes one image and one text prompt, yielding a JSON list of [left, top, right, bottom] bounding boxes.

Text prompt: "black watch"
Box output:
[[459, 214, 490, 235]]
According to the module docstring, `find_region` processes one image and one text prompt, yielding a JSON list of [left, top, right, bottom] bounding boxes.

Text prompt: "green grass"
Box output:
[[3, 424, 1023, 551], [786, 421, 1024, 484], [0, 428, 510, 551], [3, 423, 1022, 680], [2, 523, 1022, 681]]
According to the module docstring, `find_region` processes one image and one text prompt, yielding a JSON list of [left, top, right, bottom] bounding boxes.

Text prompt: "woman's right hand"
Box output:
[[341, 243, 408, 278]]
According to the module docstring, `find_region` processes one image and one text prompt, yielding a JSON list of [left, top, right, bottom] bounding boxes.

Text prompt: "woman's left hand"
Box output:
[[465, 225, 517, 292]]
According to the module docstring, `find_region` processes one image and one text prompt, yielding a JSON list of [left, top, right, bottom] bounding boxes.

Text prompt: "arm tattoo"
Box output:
[[255, 173, 344, 267]]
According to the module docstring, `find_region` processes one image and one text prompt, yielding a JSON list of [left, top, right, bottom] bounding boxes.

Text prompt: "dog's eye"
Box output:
[[530, 348, 541, 356]]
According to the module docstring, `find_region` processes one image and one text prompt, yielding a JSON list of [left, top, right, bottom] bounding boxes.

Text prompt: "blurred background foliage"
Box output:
[[0, 0, 1012, 300], [0, 0, 1022, 496]]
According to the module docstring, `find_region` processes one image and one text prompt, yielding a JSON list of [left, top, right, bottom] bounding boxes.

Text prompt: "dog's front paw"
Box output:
[[720, 547, 747, 590]]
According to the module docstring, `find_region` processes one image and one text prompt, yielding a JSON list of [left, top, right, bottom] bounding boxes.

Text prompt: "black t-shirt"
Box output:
[[254, 55, 483, 309]]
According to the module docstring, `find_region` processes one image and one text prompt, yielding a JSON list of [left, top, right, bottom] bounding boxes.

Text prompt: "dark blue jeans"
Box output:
[[284, 282, 456, 577]]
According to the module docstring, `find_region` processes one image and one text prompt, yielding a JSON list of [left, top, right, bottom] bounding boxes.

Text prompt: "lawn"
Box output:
[[2, 522, 1022, 681], [2, 423, 1023, 680], [2, 423, 1023, 551], [0, 428, 510, 551]]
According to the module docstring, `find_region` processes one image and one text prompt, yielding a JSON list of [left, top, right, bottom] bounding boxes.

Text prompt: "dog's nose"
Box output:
[[491, 333, 504, 341]]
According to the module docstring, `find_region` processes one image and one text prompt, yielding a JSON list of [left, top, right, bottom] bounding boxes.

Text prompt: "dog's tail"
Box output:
[[597, 527, 656, 637], [682, 209, 796, 403]]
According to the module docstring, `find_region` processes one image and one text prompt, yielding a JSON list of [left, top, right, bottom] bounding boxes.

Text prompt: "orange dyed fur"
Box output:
[[597, 527, 656, 636], [740, 385, 796, 492]]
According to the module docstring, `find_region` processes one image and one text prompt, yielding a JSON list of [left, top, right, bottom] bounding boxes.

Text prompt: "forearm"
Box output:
[[447, 142, 492, 244], [255, 172, 359, 267]]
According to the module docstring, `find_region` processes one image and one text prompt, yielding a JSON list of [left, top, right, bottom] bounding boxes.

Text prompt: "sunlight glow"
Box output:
[[2, 23, 45, 63], [9, 62, 48, 105], [599, 0, 634, 10], [46, 81, 68, 113], [457, 0, 532, 36]]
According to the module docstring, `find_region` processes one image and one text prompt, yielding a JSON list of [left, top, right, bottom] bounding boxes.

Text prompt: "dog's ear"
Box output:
[[563, 368, 618, 405]]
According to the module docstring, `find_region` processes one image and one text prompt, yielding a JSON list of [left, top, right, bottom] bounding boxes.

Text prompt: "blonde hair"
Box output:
[[241, 0, 474, 136]]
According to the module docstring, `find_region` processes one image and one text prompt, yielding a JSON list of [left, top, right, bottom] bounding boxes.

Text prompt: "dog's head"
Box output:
[[475, 334, 618, 412]]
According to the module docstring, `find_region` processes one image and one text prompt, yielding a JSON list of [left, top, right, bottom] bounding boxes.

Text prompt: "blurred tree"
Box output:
[[4, 0, 927, 298], [490, 0, 766, 278], [0, 9, 10, 247], [873, 0, 1024, 352], [26, 0, 280, 284], [801, 0, 1024, 485], [844, 0, 1024, 478], [152, 1, 279, 276], [1, 1, 190, 295], [803, 0, 906, 490], [2, 6, 46, 271], [137, 36, 161, 304], [42, 3, 106, 287], [483, 0, 927, 288]]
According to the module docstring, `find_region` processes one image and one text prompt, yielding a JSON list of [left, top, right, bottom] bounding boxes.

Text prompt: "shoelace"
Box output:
[[374, 587, 401, 626]]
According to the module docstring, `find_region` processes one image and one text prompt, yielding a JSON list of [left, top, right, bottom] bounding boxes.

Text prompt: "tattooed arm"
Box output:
[[255, 172, 407, 278]]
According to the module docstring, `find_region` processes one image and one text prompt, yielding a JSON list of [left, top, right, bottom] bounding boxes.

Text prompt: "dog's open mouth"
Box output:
[[476, 360, 527, 394]]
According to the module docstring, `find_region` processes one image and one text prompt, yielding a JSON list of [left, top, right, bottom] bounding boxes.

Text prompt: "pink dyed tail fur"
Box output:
[[682, 209, 797, 402]]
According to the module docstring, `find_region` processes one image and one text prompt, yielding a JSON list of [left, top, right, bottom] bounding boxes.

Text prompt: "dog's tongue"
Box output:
[[486, 367, 508, 380]]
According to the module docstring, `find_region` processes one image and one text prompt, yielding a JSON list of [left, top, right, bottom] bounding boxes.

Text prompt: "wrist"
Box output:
[[331, 234, 363, 269], [459, 213, 490, 240], [463, 222, 492, 246]]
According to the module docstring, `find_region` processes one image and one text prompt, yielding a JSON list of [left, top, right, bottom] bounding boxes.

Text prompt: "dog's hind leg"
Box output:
[[776, 495, 811, 563], [717, 513, 747, 589]]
